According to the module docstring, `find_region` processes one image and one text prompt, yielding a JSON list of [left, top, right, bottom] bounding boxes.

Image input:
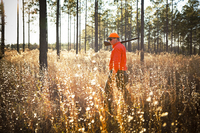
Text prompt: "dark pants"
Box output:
[[105, 70, 129, 113]]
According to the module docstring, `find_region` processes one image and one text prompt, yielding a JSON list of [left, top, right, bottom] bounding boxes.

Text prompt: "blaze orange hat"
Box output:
[[107, 33, 119, 40]]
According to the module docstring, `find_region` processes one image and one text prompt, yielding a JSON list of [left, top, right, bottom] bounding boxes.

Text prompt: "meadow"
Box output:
[[0, 49, 199, 133]]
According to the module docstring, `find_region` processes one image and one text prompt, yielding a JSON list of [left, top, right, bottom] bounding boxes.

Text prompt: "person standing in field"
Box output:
[[105, 33, 130, 114]]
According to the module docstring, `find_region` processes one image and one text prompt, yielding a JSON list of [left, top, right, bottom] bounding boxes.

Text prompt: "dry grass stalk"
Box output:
[[0, 49, 199, 132]]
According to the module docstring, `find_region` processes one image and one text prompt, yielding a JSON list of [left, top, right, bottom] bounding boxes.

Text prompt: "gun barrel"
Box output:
[[104, 37, 139, 46], [121, 37, 139, 43]]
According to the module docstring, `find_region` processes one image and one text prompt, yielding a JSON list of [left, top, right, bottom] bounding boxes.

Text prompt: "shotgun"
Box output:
[[104, 37, 139, 46]]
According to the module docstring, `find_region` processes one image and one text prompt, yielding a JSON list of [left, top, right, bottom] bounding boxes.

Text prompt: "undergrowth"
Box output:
[[0, 49, 199, 132]]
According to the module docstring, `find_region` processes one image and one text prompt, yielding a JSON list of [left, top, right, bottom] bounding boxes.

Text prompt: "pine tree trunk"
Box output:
[[92, 22, 94, 49], [56, 0, 60, 57], [70, 15, 72, 50], [157, 14, 159, 54], [1, 0, 5, 58], [178, 33, 180, 54], [166, 0, 168, 52], [23, 0, 25, 52], [125, 0, 127, 49], [171, 0, 173, 52], [39, 0, 48, 69], [68, 12, 69, 51], [141, 0, 144, 61], [17, 0, 19, 53], [60, 10, 61, 51], [157, 32, 159, 54], [98, 7, 100, 50], [85, 0, 87, 53], [190, 29, 192, 55], [76, 0, 78, 54], [194, 28, 197, 55], [137, 0, 139, 51], [28, 6, 30, 49], [95, 0, 98, 52], [174, 34, 176, 53], [79, 1, 81, 52], [74, 16, 75, 50], [154, 32, 156, 53]]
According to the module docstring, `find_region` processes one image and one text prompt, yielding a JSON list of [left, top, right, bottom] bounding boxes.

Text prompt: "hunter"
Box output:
[[105, 33, 129, 114]]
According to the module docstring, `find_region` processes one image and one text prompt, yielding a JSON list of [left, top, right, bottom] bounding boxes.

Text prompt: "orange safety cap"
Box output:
[[107, 33, 119, 39]]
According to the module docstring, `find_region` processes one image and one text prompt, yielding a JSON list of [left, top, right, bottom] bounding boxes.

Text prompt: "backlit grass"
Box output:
[[0, 49, 199, 132]]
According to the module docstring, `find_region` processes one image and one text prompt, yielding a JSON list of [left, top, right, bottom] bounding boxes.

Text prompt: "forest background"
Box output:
[[0, 0, 200, 132], [1, 0, 200, 55]]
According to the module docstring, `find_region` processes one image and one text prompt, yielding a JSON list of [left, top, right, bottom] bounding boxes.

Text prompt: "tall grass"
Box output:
[[0, 49, 199, 132]]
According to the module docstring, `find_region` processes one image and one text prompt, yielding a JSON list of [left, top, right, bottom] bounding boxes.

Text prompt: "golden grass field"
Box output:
[[0, 49, 200, 132]]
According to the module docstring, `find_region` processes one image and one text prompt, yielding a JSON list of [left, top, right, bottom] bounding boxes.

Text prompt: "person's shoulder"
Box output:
[[114, 43, 125, 52], [114, 43, 121, 50], [117, 43, 125, 49]]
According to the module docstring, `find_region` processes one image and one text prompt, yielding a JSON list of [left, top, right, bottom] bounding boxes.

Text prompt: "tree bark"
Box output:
[[39, 0, 48, 69], [60, 9, 61, 52], [56, 0, 60, 57], [178, 33, 180, 54], [23, 0, 25, 52], [68, 12, 69, 51], [98, 6, 100, 50], [92, 22, 94, 49], [154, 32, 156, 53], [171, 0, 173, 52], [157, 12, 159, 54], [70, 15, 71, 50], [141, 0, 144, 62], [17, 0, 19, 53], [137, 0, 139, 52], [79, 1, 81, 52], [28, 5, 30, 49], [166, 0, 168, 52], [95, 0, 98, 52], [190, 29, 192, 55], [85, 0, 87, 53], [1, 0, 5, 58], [74, 16, 75, 50], [76, 0, 78, 54]]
